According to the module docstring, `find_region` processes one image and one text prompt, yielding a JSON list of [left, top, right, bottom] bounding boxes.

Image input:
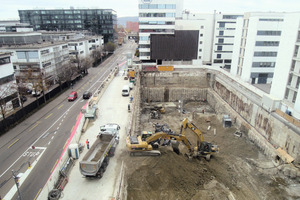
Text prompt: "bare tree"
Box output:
[[0, 81, 19, 128], [57, 61, 78, 90]]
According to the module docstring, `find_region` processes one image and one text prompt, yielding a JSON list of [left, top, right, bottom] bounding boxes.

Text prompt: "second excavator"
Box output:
[[126, 118, 219, 160]]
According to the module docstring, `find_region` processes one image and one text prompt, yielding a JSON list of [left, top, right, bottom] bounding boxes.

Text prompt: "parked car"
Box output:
[[83, 91, 92, 99], [26, 89, 32, 94], [20, 96, 27, 103], [68, 91, 78, 101]]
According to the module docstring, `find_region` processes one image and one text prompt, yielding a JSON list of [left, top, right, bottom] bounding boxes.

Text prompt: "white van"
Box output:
[[122, 85, 130, 96]]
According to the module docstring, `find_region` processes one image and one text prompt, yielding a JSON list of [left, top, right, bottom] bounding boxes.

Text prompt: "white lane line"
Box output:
[[57, 127, 60, 130], [48, 141, 51, 145], [51, 136, 54, 140], [4, 149, 46, 200], [59, 123, 62, 126], [0, 97, 80, 178], [54, 131, 57, 135]]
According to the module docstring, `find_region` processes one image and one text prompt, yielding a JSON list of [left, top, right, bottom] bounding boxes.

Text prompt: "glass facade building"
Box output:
[[18, 9, 117, 43]]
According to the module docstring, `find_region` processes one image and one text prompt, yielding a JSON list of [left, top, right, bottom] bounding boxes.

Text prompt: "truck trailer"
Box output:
[[79, 132, 118, 178]]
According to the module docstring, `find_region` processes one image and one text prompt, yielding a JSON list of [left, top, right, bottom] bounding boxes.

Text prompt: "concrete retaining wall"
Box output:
[[141, 71, 300, 169]]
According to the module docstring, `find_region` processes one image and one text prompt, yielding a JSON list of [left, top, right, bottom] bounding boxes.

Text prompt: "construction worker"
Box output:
[[130, 95, 133, 103], [86, 139, 90, 149]]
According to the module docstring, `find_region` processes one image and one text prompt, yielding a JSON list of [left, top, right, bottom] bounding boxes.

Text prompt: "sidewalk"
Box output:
[[60, 73, 131, 199]]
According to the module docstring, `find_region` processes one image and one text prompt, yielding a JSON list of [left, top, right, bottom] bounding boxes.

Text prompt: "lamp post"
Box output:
[[12, 170, 22, 200]]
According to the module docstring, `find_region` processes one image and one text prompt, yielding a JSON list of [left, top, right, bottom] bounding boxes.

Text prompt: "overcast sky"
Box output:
[[1, 0, 300, 20]]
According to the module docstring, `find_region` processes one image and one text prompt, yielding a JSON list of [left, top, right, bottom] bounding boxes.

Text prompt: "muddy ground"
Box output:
[[124, 101, 300, 200]]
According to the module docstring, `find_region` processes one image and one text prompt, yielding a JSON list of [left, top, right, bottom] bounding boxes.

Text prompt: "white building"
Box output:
[[176, 12, 214, 65], [269, 13, 300, 118], [0, 52, 20, 118], [0, 41, 70, 90], [231, 12, 292, 84], [212, 13, 243, 69], [138, 0, 183, 61]]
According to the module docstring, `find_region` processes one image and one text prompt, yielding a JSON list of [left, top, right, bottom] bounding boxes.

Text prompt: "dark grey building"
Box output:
[[150, 30, 199, 63], [19, 9, 117, 43]]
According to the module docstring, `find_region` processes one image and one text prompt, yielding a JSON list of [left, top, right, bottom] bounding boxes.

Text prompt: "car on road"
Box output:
[[83, 91, 92, 99], [68, 91, 78, 101]]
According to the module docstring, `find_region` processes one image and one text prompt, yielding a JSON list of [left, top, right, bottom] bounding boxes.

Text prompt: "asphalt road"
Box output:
[[0, 41, 137, 200]]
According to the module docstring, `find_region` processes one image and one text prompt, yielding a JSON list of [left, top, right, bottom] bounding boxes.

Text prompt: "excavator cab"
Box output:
[[141, 131, 153, 141]]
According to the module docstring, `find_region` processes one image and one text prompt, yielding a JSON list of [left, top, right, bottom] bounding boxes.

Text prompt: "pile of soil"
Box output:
[[125, 102, 299, 200]]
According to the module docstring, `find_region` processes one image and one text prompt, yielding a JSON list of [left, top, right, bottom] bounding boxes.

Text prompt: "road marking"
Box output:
[[54, 131, 57, 135], [51, 159, 58, 173], [57, 104, 64, 109], [63, 140, 68, 149], [51, 136, 54, 140], [29, 121, 41, 132], [33, 147, 46, 150], [8, 139, 19, 149], [48, 141, 51, 145], [57, 127, 60, 130], [1, 97, 81, 178], [44, 113, 53, 119], [59, 122, 62, 126], [34, 188, 42, 200]]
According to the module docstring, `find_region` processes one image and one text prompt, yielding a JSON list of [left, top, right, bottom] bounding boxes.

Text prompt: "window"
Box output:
[[218, 38, 224, 43], [255, 41, 279, 46], [214, 59, 222, 63], [80, 51, 84, 54], [259, 18, 284, 21], [42, 61, 51, 67], [224, 59, 231, 63], [217, 46, 222, 51], [254, 52, 277, 57], [257, 31, 281, 36], [41, 49, 49, 55], [198, 56, 202, 59], [199, 41, 202, 44], [292, 92, 297, 103], [199, 49, 202, 52], [79, 42, 83, 45], [219, 31, 224, 36], [62, 45, 68, 49], [0, 57, 10, 65], [217, 54, 221, 58], [200, 34, 203, 37], [252, 62, 276, 68], [219, 22, 225, 28]]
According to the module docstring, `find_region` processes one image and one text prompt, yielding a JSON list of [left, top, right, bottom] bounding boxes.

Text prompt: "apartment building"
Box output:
[[138, 0, 183, 62], [0, 40, 70, 90], [231, 12, 294, 84], [0, 52, 20, 118], [0, 20, 33, 32], [19, 9, 117, 43], [269, 13, 300, 117], [212, 13, 243, 69]]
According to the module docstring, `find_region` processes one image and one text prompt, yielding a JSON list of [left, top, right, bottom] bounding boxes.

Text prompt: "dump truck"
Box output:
[[79, 131, 119, 178]]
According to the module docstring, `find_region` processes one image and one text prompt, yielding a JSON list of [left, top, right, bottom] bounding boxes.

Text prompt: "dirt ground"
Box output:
[[124, 101, 300, 200]]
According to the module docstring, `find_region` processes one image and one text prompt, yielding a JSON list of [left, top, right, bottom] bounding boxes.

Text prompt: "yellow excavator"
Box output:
[[180, 118, 219, 160], [126, 118, 219, 160], [126, 131, 193, 157]]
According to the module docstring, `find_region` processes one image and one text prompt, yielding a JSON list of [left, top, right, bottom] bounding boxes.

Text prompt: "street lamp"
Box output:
[[12, 170, 23, 200]]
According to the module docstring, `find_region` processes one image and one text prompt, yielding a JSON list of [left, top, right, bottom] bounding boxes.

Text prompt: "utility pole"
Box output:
[[12, 170, 22, 200]]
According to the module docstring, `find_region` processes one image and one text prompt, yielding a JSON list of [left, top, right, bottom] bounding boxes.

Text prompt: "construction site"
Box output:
[[123, 68, 300, 200]]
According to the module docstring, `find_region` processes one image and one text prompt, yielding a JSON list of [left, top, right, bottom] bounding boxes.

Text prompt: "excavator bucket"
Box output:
[[171, 140, 180, 154]]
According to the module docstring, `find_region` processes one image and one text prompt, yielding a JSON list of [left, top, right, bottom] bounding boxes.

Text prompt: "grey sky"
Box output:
[[1, 0, 300, 20]]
